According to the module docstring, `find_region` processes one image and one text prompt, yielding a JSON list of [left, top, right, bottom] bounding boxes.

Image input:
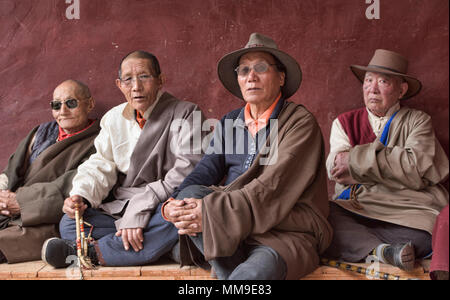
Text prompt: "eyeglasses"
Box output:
[[120, 74, 154, 87], [235, 62, 277, 77], [50, 98, 80, 110]]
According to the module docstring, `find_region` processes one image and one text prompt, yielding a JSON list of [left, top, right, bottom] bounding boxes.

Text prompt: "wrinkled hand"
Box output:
[[167, 198, 202, 236], [331, 152, 358, 185], [115, 228, 144, 252], [0, 190, 20, 217], [163, 198, 197, 222], [62, 195, 88, 219]]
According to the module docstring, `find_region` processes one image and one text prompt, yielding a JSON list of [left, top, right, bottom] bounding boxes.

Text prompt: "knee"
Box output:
[[176, 185, 213, 200], [59, 214, 76, 240]]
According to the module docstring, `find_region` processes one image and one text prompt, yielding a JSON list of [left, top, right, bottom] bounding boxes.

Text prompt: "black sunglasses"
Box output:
[[50, 98, 79, 110]]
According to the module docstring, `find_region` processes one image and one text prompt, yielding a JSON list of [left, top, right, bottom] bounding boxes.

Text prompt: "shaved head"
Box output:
[[55, 79, 91, 100]]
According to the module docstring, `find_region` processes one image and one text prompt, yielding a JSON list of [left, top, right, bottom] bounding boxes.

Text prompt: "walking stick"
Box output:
[[320, 258, 420, 280], [74, 202, 95, 279]]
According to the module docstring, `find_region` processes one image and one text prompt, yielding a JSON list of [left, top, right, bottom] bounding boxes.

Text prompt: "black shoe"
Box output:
[[382, 242, 415, 271], [41, 238, 98, 268], [0, 250, 6, 264]]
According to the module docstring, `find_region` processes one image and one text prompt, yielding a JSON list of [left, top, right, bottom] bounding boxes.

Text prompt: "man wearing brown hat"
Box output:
[[163, 33, 332, 280], [324, 49, 449, 271]]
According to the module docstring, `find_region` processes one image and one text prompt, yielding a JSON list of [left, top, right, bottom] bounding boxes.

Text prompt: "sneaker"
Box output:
[[41, 238, 98, 268], [382, 242, 415, 271]]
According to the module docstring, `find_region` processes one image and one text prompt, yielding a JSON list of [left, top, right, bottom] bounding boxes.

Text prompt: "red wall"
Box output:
[[1, 0, 448, 193]]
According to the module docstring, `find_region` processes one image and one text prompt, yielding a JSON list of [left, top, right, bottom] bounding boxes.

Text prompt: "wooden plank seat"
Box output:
[[0, 258, 431, 280]]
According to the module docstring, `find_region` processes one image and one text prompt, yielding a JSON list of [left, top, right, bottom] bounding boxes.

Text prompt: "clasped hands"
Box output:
[[0, 190, 20, 217], [163, 198, 202, 236], [63, 195, 144, 252], [331, 151, 358, 185]]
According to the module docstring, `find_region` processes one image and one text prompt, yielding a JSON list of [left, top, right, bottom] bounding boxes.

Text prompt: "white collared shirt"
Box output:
[[70, 91, 163, 207]]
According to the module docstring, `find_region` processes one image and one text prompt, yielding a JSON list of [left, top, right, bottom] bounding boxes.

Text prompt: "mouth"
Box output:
[[133, 96, 146, 101], [246, 87, 262, 92]]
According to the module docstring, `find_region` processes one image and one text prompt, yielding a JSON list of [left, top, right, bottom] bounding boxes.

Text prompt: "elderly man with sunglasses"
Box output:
[[163, 33, 332, 280], [42, 50, 205, 269], [0, 79, 100, 264]]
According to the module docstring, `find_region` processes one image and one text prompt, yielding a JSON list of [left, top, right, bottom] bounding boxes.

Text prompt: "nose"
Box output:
[[132, 77, 143, 91], [247, 68, 258, 81], [59, 102, 69, 114], [366, 80, 379, 93]]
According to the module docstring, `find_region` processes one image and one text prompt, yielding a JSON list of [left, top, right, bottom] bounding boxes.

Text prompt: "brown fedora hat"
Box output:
[[350, 49, 422, 100], [217, 33, 302, 100]]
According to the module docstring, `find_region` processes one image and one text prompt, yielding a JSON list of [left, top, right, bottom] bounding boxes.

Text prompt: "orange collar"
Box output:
[[58, 119, 94, 141], [136, 111, 146, 129], [244, 93, 281, 136]]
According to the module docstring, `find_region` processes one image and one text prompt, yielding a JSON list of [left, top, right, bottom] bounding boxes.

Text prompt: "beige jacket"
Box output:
[[71, 92, 205, 230], [329, 106, 449, 234]]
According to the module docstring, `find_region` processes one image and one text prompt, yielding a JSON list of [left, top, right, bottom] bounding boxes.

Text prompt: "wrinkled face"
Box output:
[[116, 57, 162, 114], [237, 51, 285, 106], [52, 82, 93, 134], [363, 72, 408, 117]]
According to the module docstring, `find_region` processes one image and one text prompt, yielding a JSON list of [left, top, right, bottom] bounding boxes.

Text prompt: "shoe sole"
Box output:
[[397, 242, 415, 271], [41, 237, 60, 266]]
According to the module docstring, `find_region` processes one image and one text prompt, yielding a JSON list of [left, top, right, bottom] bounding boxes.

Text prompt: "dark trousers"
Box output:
[[59, 202, 178, 266], [176, 185, 287, 280], [324, 202, 432, 262]]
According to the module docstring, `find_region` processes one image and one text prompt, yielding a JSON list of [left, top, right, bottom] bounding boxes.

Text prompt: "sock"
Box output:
[[372, 243, 390, 264]]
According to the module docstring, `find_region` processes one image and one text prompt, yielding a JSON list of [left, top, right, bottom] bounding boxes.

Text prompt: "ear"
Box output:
[[399, 82, 409, 99], [115, 78, 122, 90], [158, 73, 166, 88], [87, 97, 95, 112], [279, 72, 286, 87]]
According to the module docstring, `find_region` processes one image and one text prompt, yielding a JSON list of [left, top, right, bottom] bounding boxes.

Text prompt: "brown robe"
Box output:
[[0, 120, 100, 263], [181, 102, 333, 280], [333, 107, 449, 234]]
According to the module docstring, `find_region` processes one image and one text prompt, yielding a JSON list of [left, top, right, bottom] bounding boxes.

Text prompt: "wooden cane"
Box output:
[[321, 258, 420, 280], [74, 201, 95, 275]]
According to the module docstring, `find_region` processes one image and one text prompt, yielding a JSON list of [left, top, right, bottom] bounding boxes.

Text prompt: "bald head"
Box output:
[[52, 79, 94, 134], [54, 79, 91, 100]]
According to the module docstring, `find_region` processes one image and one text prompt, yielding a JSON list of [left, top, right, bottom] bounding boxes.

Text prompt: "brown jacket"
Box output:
[[0, 120, 100, 263], [333, 107, 449, 234], [181, 102, 333, 280]]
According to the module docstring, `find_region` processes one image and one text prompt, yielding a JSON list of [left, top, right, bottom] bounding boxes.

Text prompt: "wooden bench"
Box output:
[[0, 258, 431, 280]]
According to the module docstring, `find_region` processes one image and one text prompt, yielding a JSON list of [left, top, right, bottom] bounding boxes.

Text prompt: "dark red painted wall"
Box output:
[[1, 0, 448, 194]]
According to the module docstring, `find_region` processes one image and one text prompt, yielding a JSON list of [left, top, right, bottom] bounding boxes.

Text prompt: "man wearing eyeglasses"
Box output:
[[0, 80, 100, 264], [42, 51, 205, 269], [162, 33, 332, 280]]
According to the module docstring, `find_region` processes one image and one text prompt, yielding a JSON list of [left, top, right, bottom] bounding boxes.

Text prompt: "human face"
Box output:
[[116, 58, 162, 115], [363, 72, 408, 117], [52, 82, 94, 134], [237, 52, 285, 110]]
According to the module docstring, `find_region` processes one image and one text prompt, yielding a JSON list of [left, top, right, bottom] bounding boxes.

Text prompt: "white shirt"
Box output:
[[70, 91, 163, 207], [326, 102, 401, 179]]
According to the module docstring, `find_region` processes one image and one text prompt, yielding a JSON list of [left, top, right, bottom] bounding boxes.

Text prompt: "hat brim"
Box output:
[[350, 65, 422, 100], [218, 47, 302, 100]]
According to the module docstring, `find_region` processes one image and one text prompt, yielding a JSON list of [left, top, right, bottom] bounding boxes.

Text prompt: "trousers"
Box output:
[[176, 185, 287, 280], [324, 202, 432, 262], [59, 202, 178, 266]]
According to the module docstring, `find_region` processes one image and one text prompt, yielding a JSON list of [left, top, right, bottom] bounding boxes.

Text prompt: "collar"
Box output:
[[244, 93, 282, 126], [366, 102, 401, 121], [57, 119, 95, 142], [122, 90, 164, 121]]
